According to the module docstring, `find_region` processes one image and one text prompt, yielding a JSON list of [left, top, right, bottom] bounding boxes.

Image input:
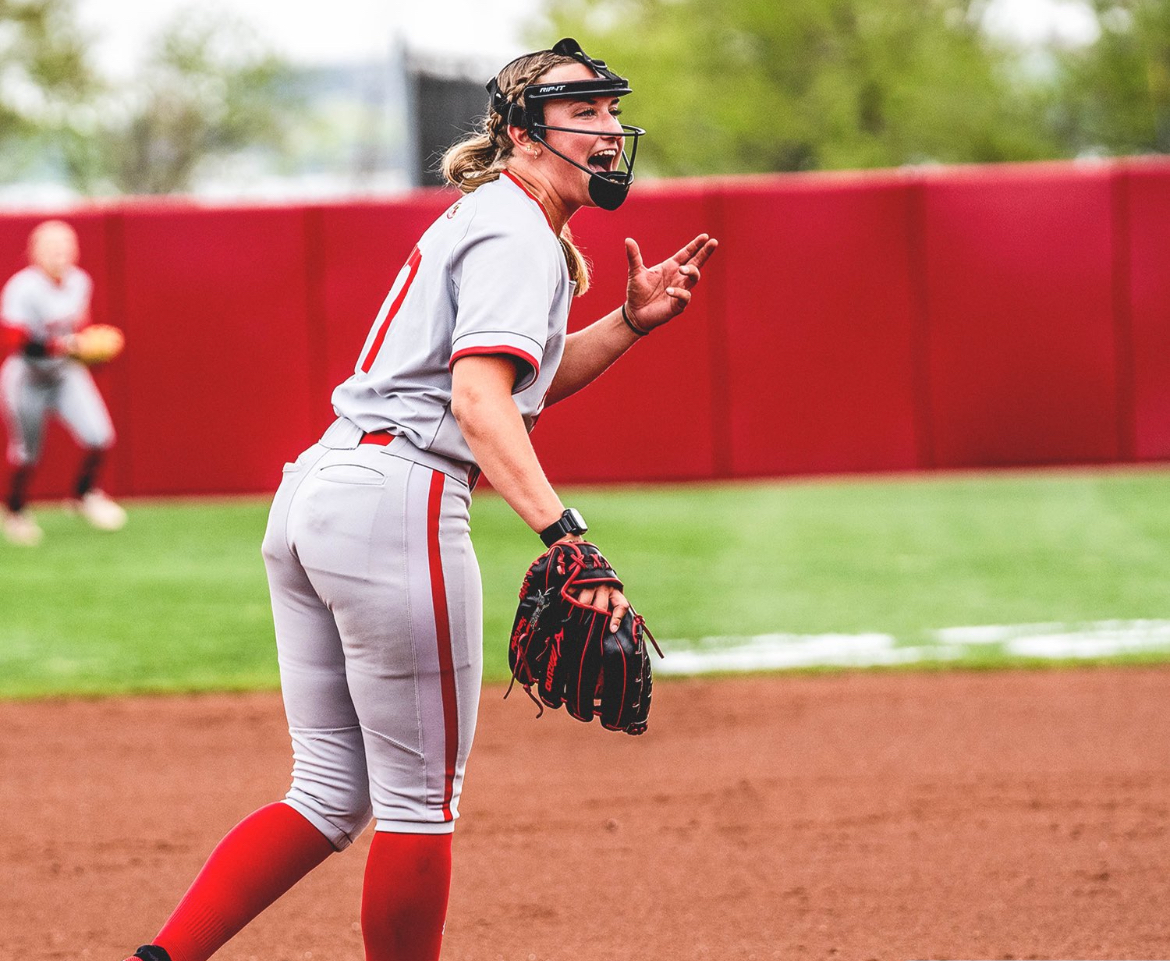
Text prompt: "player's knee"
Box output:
[[285, 778, 373, 851], [81, 427, 115, 451], [7, 437, 35, 467]]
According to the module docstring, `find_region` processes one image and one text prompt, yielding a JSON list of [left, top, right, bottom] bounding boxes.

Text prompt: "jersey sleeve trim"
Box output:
[[0, 321, 30, 354], [450, 343, 541, 393]]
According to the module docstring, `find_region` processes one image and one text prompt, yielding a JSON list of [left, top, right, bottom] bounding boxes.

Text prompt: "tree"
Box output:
[[0, 0, 97, 178], [1050, 0, 1170, 156], [1, 0, 295, 195], [538, 0, 1063, 175], [85, 11, 296, 194]]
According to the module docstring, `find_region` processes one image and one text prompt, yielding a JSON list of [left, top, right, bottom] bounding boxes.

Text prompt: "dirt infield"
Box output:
[[3, 667, 1169, 961]]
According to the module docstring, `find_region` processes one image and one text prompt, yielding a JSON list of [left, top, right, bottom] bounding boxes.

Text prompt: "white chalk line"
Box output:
[[656, 619, 1170, 675]]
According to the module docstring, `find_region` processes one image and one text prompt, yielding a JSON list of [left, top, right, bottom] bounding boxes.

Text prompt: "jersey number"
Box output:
[[358, 245, 422, 373]]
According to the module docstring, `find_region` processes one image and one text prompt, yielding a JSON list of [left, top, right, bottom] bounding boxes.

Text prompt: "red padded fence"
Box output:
[[1125, 165, 1170, 462], [115, 207, 320, 495], [715, 172, 926, 477], [1, 157, 1167, 500], [919, 163, 1123, 469]]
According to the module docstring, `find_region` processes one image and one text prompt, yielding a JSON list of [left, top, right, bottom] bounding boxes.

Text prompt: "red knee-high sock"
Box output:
[[361, 832, 452, 961], [153, 802, 335, 961]]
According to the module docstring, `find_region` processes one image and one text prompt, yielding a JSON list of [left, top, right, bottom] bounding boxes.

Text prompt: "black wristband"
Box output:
[[540, 508, 588, 547], [621, 304, 650, 337]]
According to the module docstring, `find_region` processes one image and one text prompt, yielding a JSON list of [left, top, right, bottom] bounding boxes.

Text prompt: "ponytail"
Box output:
[[558, 226, 590, 294], [439, 132, 506, 196]]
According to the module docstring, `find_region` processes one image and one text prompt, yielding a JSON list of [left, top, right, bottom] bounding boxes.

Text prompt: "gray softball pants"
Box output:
[[1, 355, 115, 465], [261, 418, 483, 848]]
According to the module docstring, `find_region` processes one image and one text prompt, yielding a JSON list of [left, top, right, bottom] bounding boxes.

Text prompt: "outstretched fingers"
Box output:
[[672, 233, 717, 268], [689, 236, 719, 271], [671, 239, 717, 293], [625, 237, 645, 273]]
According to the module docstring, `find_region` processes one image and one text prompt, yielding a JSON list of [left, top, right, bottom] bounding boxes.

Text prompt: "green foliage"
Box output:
[[6, 0, 1170, 191], [0, 0, 296, 194], [3, 469, 1170, 699], [86, 11, 297, 194], [0, 0, 97, 169], [0, 0, 93, 98], [538, 0, 1063, 174], [1050, 0, 1170, 156]]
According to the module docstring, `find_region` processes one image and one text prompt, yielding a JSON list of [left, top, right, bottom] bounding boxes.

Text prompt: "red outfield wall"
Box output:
[[2, 157, 1168, 499]]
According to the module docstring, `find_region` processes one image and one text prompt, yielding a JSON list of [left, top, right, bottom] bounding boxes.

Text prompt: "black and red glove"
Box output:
[[508, 541, 660, 735]]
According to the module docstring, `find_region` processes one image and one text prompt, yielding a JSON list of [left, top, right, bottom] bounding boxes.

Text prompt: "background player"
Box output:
[[121, 38, 716, 961], [0, 220, 126, 545]]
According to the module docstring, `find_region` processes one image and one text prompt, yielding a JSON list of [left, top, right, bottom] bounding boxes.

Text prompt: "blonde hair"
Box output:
[[440, 49, 591, 295]]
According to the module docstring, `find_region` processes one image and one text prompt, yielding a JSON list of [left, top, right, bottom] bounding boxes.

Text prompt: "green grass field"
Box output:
[[3, 466, 1170, 698]]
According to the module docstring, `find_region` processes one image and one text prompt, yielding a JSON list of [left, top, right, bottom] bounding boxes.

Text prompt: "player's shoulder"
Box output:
[[447, 176, 560, 260], [1, 265, 38, 301], [3, 265, 38, 288], [477, 174, 555, 235], [3, 264, 90, 291], [62, 265, 92, 293]]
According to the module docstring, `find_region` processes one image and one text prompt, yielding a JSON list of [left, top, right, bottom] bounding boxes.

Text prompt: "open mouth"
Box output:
[[587, 148, 619, 173]]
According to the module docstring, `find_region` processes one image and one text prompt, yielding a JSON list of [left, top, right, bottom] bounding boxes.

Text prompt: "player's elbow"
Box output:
[[450, 385, 474, 431], [451, 381, 498, 437]]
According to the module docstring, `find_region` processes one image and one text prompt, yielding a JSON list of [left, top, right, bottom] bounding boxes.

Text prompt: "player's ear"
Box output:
[[506, 125, 535, 154]]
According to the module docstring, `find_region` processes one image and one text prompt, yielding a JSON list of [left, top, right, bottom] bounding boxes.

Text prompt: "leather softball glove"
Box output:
[[68, 324, 124, 365], [508, 541, 661, 735]]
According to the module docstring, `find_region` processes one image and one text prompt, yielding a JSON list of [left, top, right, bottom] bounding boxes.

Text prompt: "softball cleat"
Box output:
[[2, 510, 43, 546], [125, 946, 172, 961], [75, 490, 127, 531]]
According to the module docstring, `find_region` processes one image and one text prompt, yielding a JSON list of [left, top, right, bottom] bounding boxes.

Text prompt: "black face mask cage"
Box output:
[[485, 37, 646, 210], [528, 120, 645, 211]]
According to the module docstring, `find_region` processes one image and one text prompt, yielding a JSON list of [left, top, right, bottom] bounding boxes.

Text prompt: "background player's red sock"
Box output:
[[361, 831, 452, 961], [152, 802, 334, 961]]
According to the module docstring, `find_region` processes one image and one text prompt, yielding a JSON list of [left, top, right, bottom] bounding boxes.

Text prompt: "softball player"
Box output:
[[123, 38, 716, 961], [1, 220, 126, 546]]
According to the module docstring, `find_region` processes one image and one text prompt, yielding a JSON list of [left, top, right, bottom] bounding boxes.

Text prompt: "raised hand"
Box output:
[[624, 233, 719, 334]]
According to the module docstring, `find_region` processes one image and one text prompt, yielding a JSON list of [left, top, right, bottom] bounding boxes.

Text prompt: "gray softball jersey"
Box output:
[[331, 171, 573, 465], [1, 264, 92, 376], [0, 263, 113, 464]]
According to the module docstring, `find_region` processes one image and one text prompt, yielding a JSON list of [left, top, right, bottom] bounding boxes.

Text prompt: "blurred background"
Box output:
[[1, 0, 1168, 205]]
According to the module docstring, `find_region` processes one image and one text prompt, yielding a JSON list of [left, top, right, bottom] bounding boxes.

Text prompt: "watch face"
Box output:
[[565, 508, 587, 532]]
